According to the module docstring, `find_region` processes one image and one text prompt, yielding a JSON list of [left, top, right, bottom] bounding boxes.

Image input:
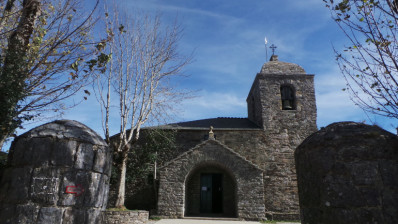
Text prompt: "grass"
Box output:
[[149, 216, 162, 220]]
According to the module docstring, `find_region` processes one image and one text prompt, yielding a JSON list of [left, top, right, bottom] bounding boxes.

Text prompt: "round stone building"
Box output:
[[0, 120, 112, 224], [295, 122, 398, 224]]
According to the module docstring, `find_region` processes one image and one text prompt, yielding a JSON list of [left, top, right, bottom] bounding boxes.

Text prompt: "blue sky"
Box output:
[[3, 0, 397, 151]]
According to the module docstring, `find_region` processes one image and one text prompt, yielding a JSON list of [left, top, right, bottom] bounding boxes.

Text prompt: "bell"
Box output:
[[282, 100, 293, 110]]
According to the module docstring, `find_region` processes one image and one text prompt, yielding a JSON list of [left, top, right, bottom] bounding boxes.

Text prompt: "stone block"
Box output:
[[62, 208, 86, 224], [31, 167, 60, 205], [10, 138, 53, 167], [83, 173, 104, 208], [379, 160, 398, 187], [101, 210, 149, 224], [0, 204, 16, 224], [93, 146, 111, 175], [14, 204, 40, 224], [8, 138, 30, 166], [356, 208, 384, 223], [36, 207, 63, 224], [0, 167, 32, 203], [102, 178, 110, 208], [321, 175, 363, 207], [381, 186, 398, 219], [74, 143, 94, 170], [62, 122, 106, 146], [59, 171, 87, 206], [383, 200, 398, 224], [59, 170, 108, 209], [85, 208, 102, 224], [50, 140, 77, 167]]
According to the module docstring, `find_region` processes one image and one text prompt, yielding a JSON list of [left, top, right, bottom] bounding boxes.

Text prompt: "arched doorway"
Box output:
[[157, 140, 265, 219], [184, 162, 237, 217]]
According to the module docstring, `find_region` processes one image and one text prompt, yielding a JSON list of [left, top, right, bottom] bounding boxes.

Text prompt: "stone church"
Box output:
[[149, 55, 317, 220]]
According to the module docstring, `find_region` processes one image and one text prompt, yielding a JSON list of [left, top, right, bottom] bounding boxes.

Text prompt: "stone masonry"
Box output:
[[101, 210, 149, 224], [157, 139, 265, 220], [0, 120, 112, 224], [111, 55, 317, 220], [295, 122, 398, 224], [246, 55, 317, 218], [170, 128, 306, 218]]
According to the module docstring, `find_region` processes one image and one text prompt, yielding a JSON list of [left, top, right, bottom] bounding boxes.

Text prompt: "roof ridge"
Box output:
[[143, 117, 261, 129]]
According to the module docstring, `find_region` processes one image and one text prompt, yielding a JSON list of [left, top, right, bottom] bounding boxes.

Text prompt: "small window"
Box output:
[[281, 86, 295, 110]]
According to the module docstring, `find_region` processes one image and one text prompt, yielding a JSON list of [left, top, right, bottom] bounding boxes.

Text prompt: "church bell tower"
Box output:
[[246, 54, 317, 218], [247, 55, 317, 136]]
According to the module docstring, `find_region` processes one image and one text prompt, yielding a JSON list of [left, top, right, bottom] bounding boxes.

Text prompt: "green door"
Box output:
[[212, 173, 223, 213], [200, 173, 223, 213], [200, 174, 213, 213]]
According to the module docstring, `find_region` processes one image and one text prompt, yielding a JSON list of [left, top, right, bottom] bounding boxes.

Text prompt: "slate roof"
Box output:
[[154, 117, 261, 130]]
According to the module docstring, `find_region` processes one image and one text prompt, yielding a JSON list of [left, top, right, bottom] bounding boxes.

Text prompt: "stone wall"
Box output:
[[0, 120, 112, 224], [124, 128, 303, 219], [295, 122, 398, 224], [248, 74, 317, 133], [102, 210, 148, 224], [171, 129, 302, 218], [246, 58, 317, 218], [157, 139, 265, 220]]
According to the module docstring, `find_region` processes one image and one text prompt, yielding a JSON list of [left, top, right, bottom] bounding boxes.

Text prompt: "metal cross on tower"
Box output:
[[270, 44, 277, 55]]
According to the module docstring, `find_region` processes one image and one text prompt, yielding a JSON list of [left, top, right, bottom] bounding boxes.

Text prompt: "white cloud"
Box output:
[[123, 0, 243, 25]]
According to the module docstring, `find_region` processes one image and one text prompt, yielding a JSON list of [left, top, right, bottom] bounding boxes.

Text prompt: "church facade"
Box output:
[[155, 55, 317, 220]]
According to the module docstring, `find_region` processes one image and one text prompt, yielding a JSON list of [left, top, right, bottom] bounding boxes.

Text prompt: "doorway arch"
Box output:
[[184, 162, 237, 217], [157, 140, 265, 219]]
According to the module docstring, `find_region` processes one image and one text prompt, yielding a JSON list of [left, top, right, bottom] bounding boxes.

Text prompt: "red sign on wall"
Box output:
[[65, 184, 84, 196]]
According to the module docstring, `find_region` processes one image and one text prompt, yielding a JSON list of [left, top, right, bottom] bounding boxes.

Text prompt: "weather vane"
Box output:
[[264, 36, 268, 60], [270, 44, 277, 56]]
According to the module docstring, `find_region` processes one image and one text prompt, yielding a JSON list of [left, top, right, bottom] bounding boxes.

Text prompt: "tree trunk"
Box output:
[[0, 0, 41, 143], [114, 151, 128, 208], [153, 177, 158, 210]]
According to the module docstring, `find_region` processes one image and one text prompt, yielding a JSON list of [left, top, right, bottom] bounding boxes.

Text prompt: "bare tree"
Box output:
[[0, 0, 101, 150], [324, 0, 398, 121], [94, 8, 191, 208]]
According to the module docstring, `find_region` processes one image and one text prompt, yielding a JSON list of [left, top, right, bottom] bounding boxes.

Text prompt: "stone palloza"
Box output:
[[0, 120, 112, 224]]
